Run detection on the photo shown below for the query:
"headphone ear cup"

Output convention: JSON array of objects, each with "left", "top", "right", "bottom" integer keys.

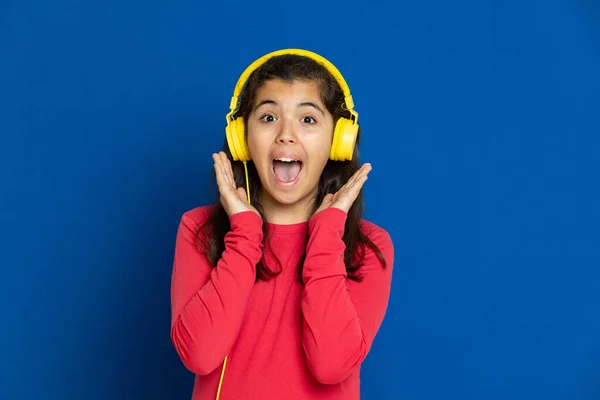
[
  {"left": 330, "top": 117, "right": 358, "bottom": 161},
  {"left": 225, "top": 117, "right": 251, "bottom": 162}
]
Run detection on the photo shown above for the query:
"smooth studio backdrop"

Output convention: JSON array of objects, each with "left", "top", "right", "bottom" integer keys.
[{"left": 1, "top": 1, "right": 599, "bottom": 399}]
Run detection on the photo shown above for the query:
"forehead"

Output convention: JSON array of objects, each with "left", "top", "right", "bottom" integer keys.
[{"left": 254, "top": 79, "right": 323, "bottom": 102}]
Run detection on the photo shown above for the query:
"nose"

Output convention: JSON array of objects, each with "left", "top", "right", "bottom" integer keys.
[{"left": 275, "top": 118, "right": 298, "bottom": 144}]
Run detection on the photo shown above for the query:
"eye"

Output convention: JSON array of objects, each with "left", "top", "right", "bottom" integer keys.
[
  {"left": 302, "top": 116, "right": 317, "bottom": 124},
  {"left": 260, "top": 114, "right": 277, "bottom": 123}
]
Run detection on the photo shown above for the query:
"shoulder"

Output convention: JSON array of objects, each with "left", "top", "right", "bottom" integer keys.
[
  {"left": 358, "top": 217, "right": 395, "bottom": 271},
  {"left": 360, "top": 218, "right": 393, "bottom": 250},
  {"left": 174, "top": 204, "right": 219, "bottom": 250},
  {"left": 180, "top": 204, "right": 217, "bottom": 226},
  {"left": 176, "top": 204, "right": 220, "bottom": 240}
]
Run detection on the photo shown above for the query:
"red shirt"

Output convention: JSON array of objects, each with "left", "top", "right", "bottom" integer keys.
[{"left": 170, "top": 205, "right": 394, "bottom": 399}]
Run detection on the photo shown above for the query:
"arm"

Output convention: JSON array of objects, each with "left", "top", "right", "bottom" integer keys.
[
  {"left": 170, "top": 207, "right": 263, "bottom": 375},
  {"left": 301, "top": 207, "right": 394, "bottom": 384}
]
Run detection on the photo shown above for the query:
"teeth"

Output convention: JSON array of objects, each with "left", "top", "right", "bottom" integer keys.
[{"left": 275, "top": 157, "right": 298, "bottom": 162}]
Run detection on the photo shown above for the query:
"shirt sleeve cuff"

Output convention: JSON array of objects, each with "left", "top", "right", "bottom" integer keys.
[
  {"left": 308, "top": 207, "right": 348, "bottom": 235},
  {"left": 229, "top": 211, "right": 263, "bottom": 235}
]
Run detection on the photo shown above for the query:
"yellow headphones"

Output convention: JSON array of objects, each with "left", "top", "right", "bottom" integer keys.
[
  {"left": 216, "top": 49, "right": 358, "bottom": 400},
  {"left": 225, "top": 48, "right": 359, "bottom": 164}
]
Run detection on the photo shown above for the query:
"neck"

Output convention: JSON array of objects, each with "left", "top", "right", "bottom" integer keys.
[{"left": 259, "top": 190, "right": 317, "bottom": 225}]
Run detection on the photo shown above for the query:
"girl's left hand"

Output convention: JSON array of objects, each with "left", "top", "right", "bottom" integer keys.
[{"left": 314, "top": 163, "right": 372, "bottom": 215}]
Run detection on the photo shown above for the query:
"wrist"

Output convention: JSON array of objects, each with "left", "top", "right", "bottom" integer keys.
[
  {"left": 230, "top": 210, "right": 263, "bottom": 230},
  {"left": 309, "top": 207, "right": 347, "bottom": 232}
]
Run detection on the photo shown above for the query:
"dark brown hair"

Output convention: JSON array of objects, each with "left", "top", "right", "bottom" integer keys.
[{"left": 197, "top": 53, "right": 386, "bottom": 282}]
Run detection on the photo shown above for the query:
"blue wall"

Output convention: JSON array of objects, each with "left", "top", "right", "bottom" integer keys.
[{"left": 2, "top": 1, "right": 599, "bottom": 399}]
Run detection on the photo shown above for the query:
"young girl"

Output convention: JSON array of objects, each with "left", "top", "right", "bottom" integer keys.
[{"left": 170, "top": 49, "right": 394, "bottom": 400}]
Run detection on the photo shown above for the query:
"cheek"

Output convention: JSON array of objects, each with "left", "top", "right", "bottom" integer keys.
[
  {"left": 306, "top": 137, "right": 332, "bottom": 174},
  {"left": 315, "top": 132, "right": 334, "bottom": 159},
  {"left": 246, "top": 125, "right": 266, "bottom": 161}
]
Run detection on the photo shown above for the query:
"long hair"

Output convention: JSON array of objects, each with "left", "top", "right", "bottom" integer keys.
[{"left": 197, "top": 53, "right": 386, "bottom": 282}]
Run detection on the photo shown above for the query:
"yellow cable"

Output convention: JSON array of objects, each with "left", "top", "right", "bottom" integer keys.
[
  {"left": 216, "top": 355, "right": 228, "bottom": 399},
  {"left": 216, "top": 161, "right": 250, "bottom": 400},
  {"left": 243, "top": 161, "right": 250, "bottom": 203}
]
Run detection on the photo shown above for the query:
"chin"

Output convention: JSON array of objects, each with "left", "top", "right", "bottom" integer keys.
[
  {"left": 261, "top": 178, "right": 318, "bottom": 208},
  {"left": 267, "top": 187, "right": 306, "bottom": 205}
]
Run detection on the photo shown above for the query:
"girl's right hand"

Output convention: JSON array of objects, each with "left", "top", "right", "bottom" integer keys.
[{"left": 213, "top": 151, "right": 261, "bottom": 218}]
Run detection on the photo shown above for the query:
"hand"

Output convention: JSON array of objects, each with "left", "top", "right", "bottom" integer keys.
[
  {"left": 212, "top": 151, "right": 260, "bottom": 218},
  {"left": 314, "top": 163, "right": 372, "bottom": 215}
]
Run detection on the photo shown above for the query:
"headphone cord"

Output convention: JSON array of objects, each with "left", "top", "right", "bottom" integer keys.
[{"left": 216, "top": 161, "right": 250, "bottom": 400}]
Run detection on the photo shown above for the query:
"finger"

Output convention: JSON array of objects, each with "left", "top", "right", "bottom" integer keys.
[
  {"left": 315, "top": 193, "right": 334, "bottom": 213},
  {"left": 361, "top": 163, "right": 372, "bottom": 176},
  {"left": 218, "top": 152, "right": 235, "bottom": 188},
  {"left": 342, "top": 163, "right": 371, "bottom": 190},
  {"left": 213, "top": 154, "right": 234, "bottom": 194},
  {"left": 351, "top": 164, "right": 372, "bottom": 187},
  {"left": 353, "top": 163, "right": 372, "bottom": 182},
  {"left": 322, "top": 193, "right": 334, "bottom": 204},
  {"left": 339, "top": 174, "right": 368, "bottom": 207},
  {"left": 320, "top": 192, "right": 334, "bottom": 204},
  {"left": 338, "top": 173, "right": 357, "bottom": 193},
  {"left": 347, "top": 174, "right": 369, "bottom": 197},
  {"left": 339, "top": 172, "right": 361, "bottom": 195},
  {"left": 212, "top": 153, "right": 224, "bottom": 183},
  {"left": 224, "top": 153, "right": 235, "bottom": 186},
  {"left": 237, "top": 187, "right": 248, "bottom": 203},
  {"left": 213, "top": 160, "right": 228, "bottom": 193}
]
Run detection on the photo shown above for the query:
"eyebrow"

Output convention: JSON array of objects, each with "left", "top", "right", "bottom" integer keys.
[
  {"left": 253, "top": 99, "right": 325, "bottom": 115},
  {"left": 299, "top": 101, "right": 325, "bottom": 115}
]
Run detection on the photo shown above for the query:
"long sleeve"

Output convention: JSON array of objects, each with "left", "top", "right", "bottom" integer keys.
[
  {"left": 170, "top": 207, "right": 263, "bottom": 375},
  {"left": 301, "top": 207, "right": 394, "bottom": 384}
]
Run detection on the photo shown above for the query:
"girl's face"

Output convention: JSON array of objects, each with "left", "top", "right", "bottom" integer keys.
[{"left": 246, "top": 78, "right": 334, "bottom": 216}]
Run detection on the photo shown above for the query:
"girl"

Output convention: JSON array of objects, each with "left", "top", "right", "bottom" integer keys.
[{"left": 170, "top": 49, "right": 394, "bottom": 400}]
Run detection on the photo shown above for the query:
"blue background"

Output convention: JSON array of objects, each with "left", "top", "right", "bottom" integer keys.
[{"left": 1, "top": 1, "right": 599, "bottom": 399}]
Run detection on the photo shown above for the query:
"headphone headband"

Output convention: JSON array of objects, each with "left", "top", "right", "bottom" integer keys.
[{"left": 226, "top": 48, "right": 357, "bottom": 124}]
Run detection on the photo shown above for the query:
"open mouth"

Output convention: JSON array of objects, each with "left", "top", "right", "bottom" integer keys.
[{"left": 272, "top": 157, "right": 303, "bottom": 184}]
